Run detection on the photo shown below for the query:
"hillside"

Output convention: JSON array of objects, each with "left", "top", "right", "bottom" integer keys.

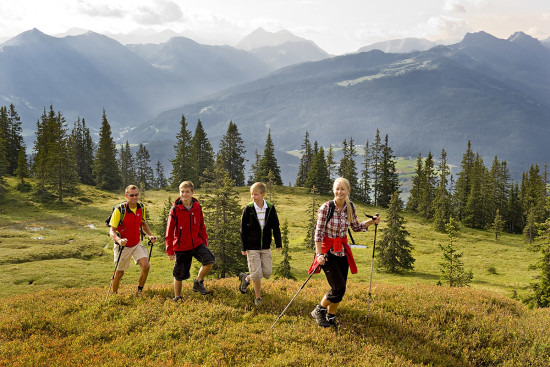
[
  {"left": 0, "top": 178, "right": 549, "bottom": 365},
  {"left": 1, "top": 280, "right": 549, "bottom": 366}
]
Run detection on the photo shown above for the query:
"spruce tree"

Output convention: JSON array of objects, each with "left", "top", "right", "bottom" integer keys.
[
  {"left": 218, "top": 121, "right": 246, "bottom": 186},
  {"left": 0, "top": 124, "right": 7, "bottom": 181},
  {"left": 15, "top": 146, "right": 30, "bottom": 191},
  {"left": 0, "top": 104, "right": 24, "bottom": 176},
  {"left": 155, "top": 161, "right": 167, "bottom": 189},
  {"left": 492, "top": 209, "right": 504, "bottom": 240},
  {"left": 438, "top": 217, "right": 473, "bottom": 287},
  {"left": 524, "top": 206, "right": 537, "bottom": 244},
  {"left": 119, "top": 141, "right": 136, "bottom": 189},
  {"left": 202, "top": 165, "right": 247, "bottom": 278},
  {"left": 33, "top": 107, "right": 50, "bottom": 197},
  {"left": 525, "top": 200, "right": 550, "bottom": 308},
  {"left": 255, "top": 129, "right": 282, "bottom": 185},
  {"left": 42, "top": 108, "right": 79, "bottom": 201},
  {"left": 170, "top": 114, "right": 193, "bottom": 188},
  {"left": 376, "top": 191, "right": 415, "bottom": 272},
  {"left": 433, "top": 149, "right": 452, "bottom": 232},
  {"left": 507, "top": 183, "right": 523, "bottom": 234},
  {"left": 407, "top": 153, "right": 424, "bottom": 212},
  {"left": 69, "top": 117, "right": 95, "bottom": 185},
  {"left": 304, "top": 186, "right": 319, "bottom": 249},
  {"left": 304, "top": 145, "right": 331, "bottom": 194},
  {"left": 92, "top": 110, "right": 121, "bottom": 190},
  {"left": 463, "top": 155, "right": 489, "bottom": 229},
  {"left": 371, "top": 129, "right": 383, "bottom": 206},
  {"left": 377, "top": 134, "right": 399, "bottom": 208},
  {"left": 417, "top": 151, "right": 436, "bottom": 219},
  {"left": 248, "top": 149, "right": 261, "bottom": 185},
  {"left": 295, "top": 131, "right": 313, "bottom": 187},
  {"left": 135, "top": 143, "right": 154, "bottom": 189},
  {"left": 453, "top": 141, "right": 475, "bottom": 220},
  {"left": 338, "top": 138, "right": 359, "bottom": 200},
  {"left": 190, "top": 119, "right": 215, "bottom": 188},
  {"left": 326, "top": 144, "right": 337, "bottom": 183},
  {"left": 360, "top": 139, "right": 372, "bottom": 204},
  {"left": 275, "top": 219, "right": 296, "bottom": 280}
]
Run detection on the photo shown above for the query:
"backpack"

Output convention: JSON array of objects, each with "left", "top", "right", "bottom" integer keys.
[
  {"left": 324, "top": 200, "right": 356, "bottom": 245},
  {"left": 105, "top": 202, "right": 146, "bottom": 239}
]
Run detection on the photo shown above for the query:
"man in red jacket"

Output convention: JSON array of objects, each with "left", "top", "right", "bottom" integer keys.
[{"left": 165, "top": 181, "right": 215, "bottom": 300}]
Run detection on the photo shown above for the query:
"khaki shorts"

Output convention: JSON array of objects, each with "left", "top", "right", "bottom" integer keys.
[
  {"left": 247, "top": 249, "right": 272, "bottom": 282},
  {"left": 113, "top": 242, "right": 149, "bottom": 271}
]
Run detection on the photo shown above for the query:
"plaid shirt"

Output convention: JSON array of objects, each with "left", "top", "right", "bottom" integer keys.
[{"left": 314, "top": 201, "right": 367, "bottom": 256}]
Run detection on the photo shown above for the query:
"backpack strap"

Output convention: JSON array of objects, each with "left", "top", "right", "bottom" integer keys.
[{"left": 324, "top": 200, "right": 356, "bottom": 245}]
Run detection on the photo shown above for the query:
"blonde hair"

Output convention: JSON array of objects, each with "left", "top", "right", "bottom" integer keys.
[
  {"left": 125, "top": 185, "right": 138, "bottom": 194},
  {"left": 250, "top": 182, "right": 266, "bottom": 194},
  {"left": 179, "top": 181, "right": 194, "bottom": 192},
  {"left": 333, "top": 177, "right": 353, "bottom": 223}
]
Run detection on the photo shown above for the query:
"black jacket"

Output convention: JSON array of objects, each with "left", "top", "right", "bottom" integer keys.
[{"left": 240, "top": 201, "right": 282, "bottom": 251}]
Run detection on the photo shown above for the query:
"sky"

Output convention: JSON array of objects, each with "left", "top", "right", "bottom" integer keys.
[{"left": 0, "top": 0, "right": 549, "bottom": 54}]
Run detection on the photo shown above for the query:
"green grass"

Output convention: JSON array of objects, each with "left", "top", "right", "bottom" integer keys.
[{"left": 0, "top": 176, "right": 539, "bottom": 300}]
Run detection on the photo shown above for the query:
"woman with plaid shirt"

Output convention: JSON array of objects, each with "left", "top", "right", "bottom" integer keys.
[{"left": 309, "top": 177, "right": 380, "bottom": 328}]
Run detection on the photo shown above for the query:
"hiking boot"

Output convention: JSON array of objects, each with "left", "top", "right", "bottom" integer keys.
[
  {"left": 193, "top": 279, "right": 213, "bottom": 295},
  {"left": 327, "top": 314, "right": 338, "bottom": 330},
  {"left": 311, "top": 305, "right": 330, "bottom": 328},
  {"left": 254, "top": 297, "right": 262, "bottom": 306},
  {"left": 173, "top": 295, "right": 183, "bottom": 302},
  {"left": 238, "top": 272, "right": 250, "bottom": 294}
]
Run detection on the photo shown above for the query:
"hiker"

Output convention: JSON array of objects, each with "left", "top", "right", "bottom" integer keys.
[
  {"left": 165, "top": 181, "right": 215, "bottom": 300},
  {"left": 238, "top": 182, "right": 282, "bottom": 306},
  {"left": 309, "top": 177, "right": 380, "bottom": 328},
  {"left": 108, "top": 185, "right": 157, "bottom": 295}
]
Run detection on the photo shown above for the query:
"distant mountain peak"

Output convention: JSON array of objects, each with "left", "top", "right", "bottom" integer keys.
[
  {"left": 507, "top": 31, "right": 542, "bottom": 48},
  {"left": 236, "top": 28, "right": 306, "bottom": 50},
  {"left": 2, "top": 28, "right": 52, "bottom": 47},
  {"left": 358, "top": 37, "right": 437, "bottom": 53}
]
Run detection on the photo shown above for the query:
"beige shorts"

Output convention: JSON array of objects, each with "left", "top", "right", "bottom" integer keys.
[
  {"left": 113, "top": 242, "right": 149, "bottom": 271},
  {"left": 247, "top": 249, "right": 272, "bottom": 282}
]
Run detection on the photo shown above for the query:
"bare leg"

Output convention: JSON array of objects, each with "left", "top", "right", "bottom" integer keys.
[
  {"left": 252, "top": 280, "right": 261, "bottom": 299},
  {"left": 137, "top": 257, "right": 151, "bottom": 288},
  {"left": 112, "top": 270, "right": 124, "bottom": 293},
  {"left": 197, "top": 263, "right": 213, "bottom": 281},
  {"left": 174, "top": 279, "right": 182, "bottom": 297},
  {"left": 321, "top": 294, "right": 339, "bottom": 314}
]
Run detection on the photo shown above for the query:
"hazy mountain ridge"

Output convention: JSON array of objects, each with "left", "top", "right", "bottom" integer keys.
[
  {"left": 125, "top": 31, "right": 550, "bottom": 183},
  {"left": 357, "top": 37, "right": 438, "bottom": 53}
]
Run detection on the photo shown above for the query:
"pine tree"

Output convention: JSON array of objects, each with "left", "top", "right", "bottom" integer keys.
[
  {"left": 69, "top": 117, "right": 95, "bottom": 185},
  {"left": 255, "top": 129, "right": 282, "bottom": 185},
  {"left": 521, "top": 164, "right": 547, "bottom": 225},
  {"left": 453, "top": 141, "right": 475, "bottom": 220},
  {"left": 463, "top": 155, "right": 490, "bottom": 229},
  {"left": 304, "top": 186, "right": 319, "bottom": 249},
  {"left": 295, "top": 131, "right": 313, "bottom": 187},
  {"left": 433, "top": 149, "right": 452, "bottom": 232},
  {"left": 326, "top": 144, "right": 337, "bottom": 183},
  {"left": 304, "top": 145, "right": 331, "bottom": 194},
  {"left": 376, "top": 191, "right": 415, "bottom": 272},
  {"left": 41, "top": 107, "right": 79, "bottom": 201},
  {"left": 190, "top": 119, "right": 215, "bottom": 188},
  {"left": 377, "top": 134, "right": 399, "bottom": 208},
  {"left": 154, "top": 161, "right": 167, "bottom": 189},
  {"left": 15, "top": 146, "right": 30, "bottom": 191},
  {"left": 202, "top": 166, "right": 247, "bottom": 278},
  {"left": 506, "top": 183, "right": 523, "bottom": 234},
  {"left": 0, "top": 124, "right": 7, "bottom": 183},
  {"left": 407, "top": 153, "right": 424, "bottom": 212},
  {"left": 92, "top": 110, "right": 121, "bottom": 190},
  {"left": 417, "top": 151, "right": 436, "bottom": 219},
  {"left": 119, "top": 141, "right": 136, "bottom": 189},
  {"left": 525, "top": 199, "right": 550, "bottom": 308},
  {"left": 275, "top": 219, "right": 296, "bottom": 280},
  {"left": 490, "top": 157, "right": 511, "bottom": 224},
  {"left": 0, "top": 104, "right": 24, "bottom": 176},
  {"left": 360, "top": 139, "right": 372, "bottom": 204},
  {"left": 135, "top": 143, "right": 154, "bottom": 189},
  {"left": 492, "top": 209, "right": 505, "bottom": 240},
  {"left": 338, "top": 138, "right": 359, "bottom": 200},
  {"left": 33, "top": 107, "right": 50, "bottom": 198},
  {"left": 524, "top": 206, "right": 537, "bottom": 244},
  {"left": 438, "top": 217, "right": 473, "bottom": 287},
  {"left": 218, "top": 121, "right": 246, "bottom": 186},
  {"left": 371, "top": 129, "right": 383, "bottom": 206},
  {"left": 248, "top": 149, "right": 261, "bottom": 186},
  {"left": 170, "top": 114, "right": 193, "bottom": 188}
]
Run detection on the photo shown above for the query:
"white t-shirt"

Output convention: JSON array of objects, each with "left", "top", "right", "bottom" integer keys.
[{"left": 253, "top": 200, "right": 267, "bottom": 229}]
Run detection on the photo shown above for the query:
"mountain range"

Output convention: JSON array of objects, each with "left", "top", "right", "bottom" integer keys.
[
  {"left": 1, "top": 28, "right": 549, "bottom": 184},
  {"left": 125, "top": 31, "right": 550, "bottom": 183}
]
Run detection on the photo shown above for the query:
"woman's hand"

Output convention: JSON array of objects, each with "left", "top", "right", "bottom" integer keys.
[{"left": 317, "top": 253, "right": 326, "bottom": 265}]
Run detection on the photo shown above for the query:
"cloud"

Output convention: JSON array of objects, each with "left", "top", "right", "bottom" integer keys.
[
  {"left": 133, "top": 0, "right": 184, "bottom": 25},
  {"left": 444, "top": 0, "right": 467, "bottom": 13},
  {"left": 78, "top": 1, "right": 124, "bottom": 18}
]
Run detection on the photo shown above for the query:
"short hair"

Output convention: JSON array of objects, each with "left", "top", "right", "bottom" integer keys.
[
  {"left": 250, "top": 182, "right": 266, "bottom": 194},
  {"left": 125, "top": 185, "right": 138, "bottom": 194},
  {"left": 179, "top": 181, "right": 194, "bottom": 192}
]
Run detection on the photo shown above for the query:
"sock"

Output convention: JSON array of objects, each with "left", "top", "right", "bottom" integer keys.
[{"left": 327, "top": 313, "right": 335, "bottom": 320}]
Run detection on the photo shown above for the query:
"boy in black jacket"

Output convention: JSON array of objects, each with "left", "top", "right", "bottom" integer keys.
[{"left": 239, "top": 182, "right": 282, "bottom": 305}]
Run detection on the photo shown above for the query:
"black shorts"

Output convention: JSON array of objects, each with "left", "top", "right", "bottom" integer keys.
[
  {"left": 173, "top": 244, "right": 215, "bottom": 281},
  {"left": 321, "top": 252, "right": 349, "bottom": 304}
]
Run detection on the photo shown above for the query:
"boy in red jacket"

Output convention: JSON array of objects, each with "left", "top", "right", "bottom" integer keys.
[{"left": 165, "top": 181, "right": 215, "bottom": 300}]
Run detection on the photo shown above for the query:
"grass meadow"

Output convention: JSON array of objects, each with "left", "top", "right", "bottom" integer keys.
[{"left": 0, "top": 176, "right": 549, "bottom": 366}]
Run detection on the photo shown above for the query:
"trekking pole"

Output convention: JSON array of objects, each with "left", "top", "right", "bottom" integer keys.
[
  {"left": 365, "top": 213, "right": 379, "bottom": 321},
  {"left": 147, "top": 239, "right": 154, "bottom": 261},
  {"left": 271, "top": 257, "right": 325, "bottom": 329},
  {"left": 105, "top": 243, "right": 124, "bottom": 302}
]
